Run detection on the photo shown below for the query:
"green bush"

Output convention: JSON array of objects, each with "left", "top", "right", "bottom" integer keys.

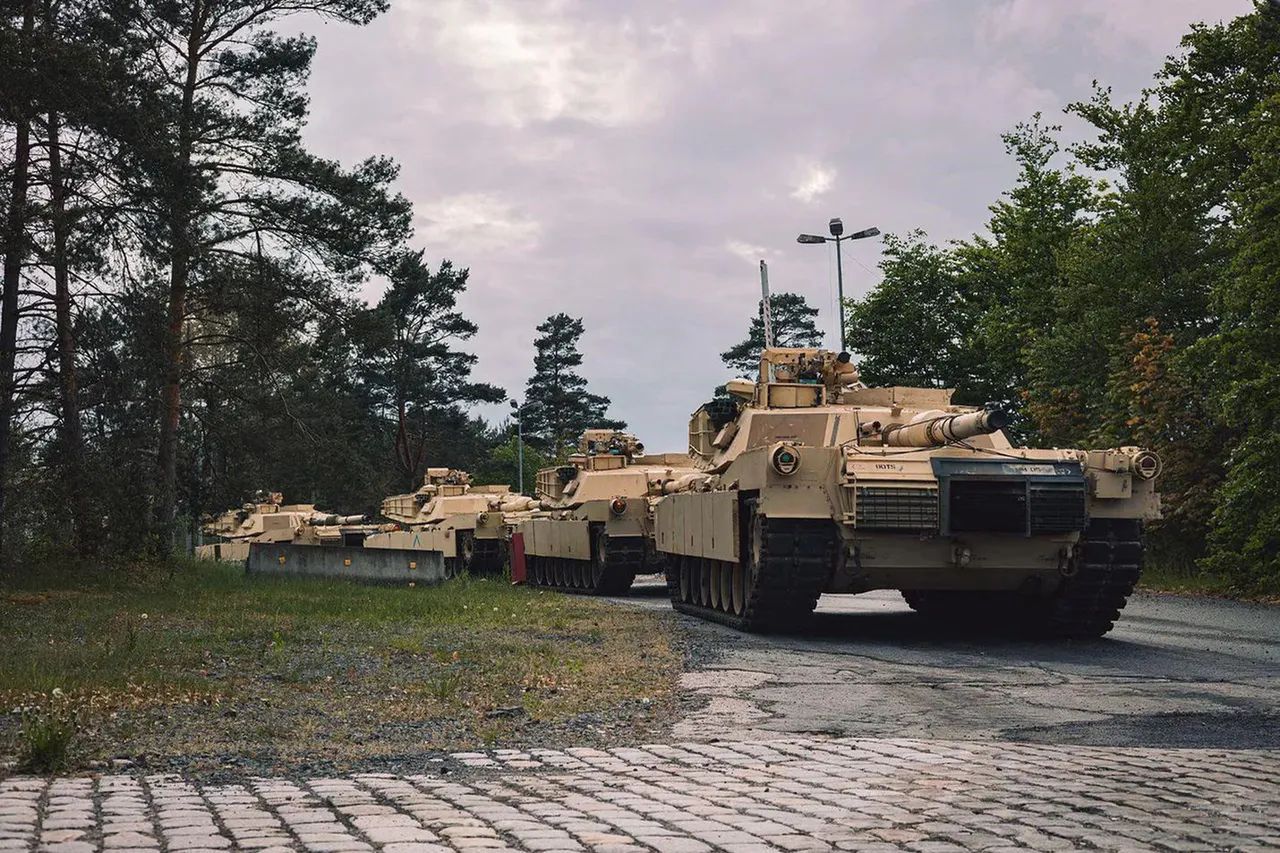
[{"left": 17, "top": 701, "right": 78, "bottom": 774}]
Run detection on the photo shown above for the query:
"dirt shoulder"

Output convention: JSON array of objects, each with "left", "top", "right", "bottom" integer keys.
[{"left": 0, "top": 563, "right": 684, "bottom": 782}]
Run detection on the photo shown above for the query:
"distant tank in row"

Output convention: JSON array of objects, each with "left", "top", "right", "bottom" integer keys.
[
  {"left": 195, "top": 491, "right": 379, "bottom": 561},
  {"left": 365, "top": 468, "right": 537, "bottom": 576},
  {"left": 518, "top": 430, "right": 699, "bottom": 595},
  {"left": 654, "top": 347, "right": 1162, "bottom": 638}
]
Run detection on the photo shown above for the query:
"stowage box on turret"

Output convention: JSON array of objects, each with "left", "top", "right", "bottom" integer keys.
[
  {"left": 518, "top": 430, "right": 701, "bottom": 595},
  {"left": 654, "top": 348, "right": 1161, "bottom": 636}
]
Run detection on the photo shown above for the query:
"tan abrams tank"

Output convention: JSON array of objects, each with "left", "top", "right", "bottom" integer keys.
[
  {"left": 519, "top": 430, "right": 701, "bottom": 595},
  {"left": 655, "top": 347, "right": 1162, "bottom": 637},
  {"left": 364, "top": 468, "right": 537, "bottom": 576},
  {"left": 195, "top": 491, "right": 379, "bottom": 561}
]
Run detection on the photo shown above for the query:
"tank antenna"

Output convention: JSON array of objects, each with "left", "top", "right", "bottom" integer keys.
[{"left": 759, "top": 259, "right": 775, "bottom": 349}]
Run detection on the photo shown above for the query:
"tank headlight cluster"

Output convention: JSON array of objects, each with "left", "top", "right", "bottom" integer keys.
[
  {"left": 770, "top": 443, "right": 801, "bottom": 476},
  {"left": 610, "top": 496, "right": 628, "bottom": 515},
  {"left": 476, "top": 512, "right": 489, "bottom": 524},
  {"left": 1133, "top": 450, "right": 1162, "bottom": 480}
]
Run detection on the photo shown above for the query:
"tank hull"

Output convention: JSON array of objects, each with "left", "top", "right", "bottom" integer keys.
[{"left": 656, "top": 351, "right": 1160, "bottom": 637}]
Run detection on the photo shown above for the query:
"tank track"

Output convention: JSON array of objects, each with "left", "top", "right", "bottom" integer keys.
[
  {"left": 666, "top": 508, "right": 835, "bottom": 633},
  {"left": 901, "top": 518, "right": 1144, "bottom": 639},
  {"left": 1043, "top": 517, "right": 1143, "bottom": 638},
  {"left": 525, "top": 533, "right": 643, "bottom": 595}
]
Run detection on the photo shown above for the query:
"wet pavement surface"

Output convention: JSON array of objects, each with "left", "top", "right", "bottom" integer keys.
[{"left": 618, "top": 584, "right": 1280, "bottom": 750}]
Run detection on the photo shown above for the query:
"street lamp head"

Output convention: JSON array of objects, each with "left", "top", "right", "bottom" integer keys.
[
  {"left": 849, "top": 226, "right": 881, "bottom": 240},
  {"left": 797, "top": 234, "right": 827, "bottom": 244},
  {"left": 828, "top": 217, "right": 844, "bottom": 238}
]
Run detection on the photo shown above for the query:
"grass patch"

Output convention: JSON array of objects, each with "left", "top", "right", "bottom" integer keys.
[
  {"left": 1139, "top": 563, "right": 1280, "bottom": 602},
  {"left": 0, "top": 559, "right": 681, "bottom": 775}
]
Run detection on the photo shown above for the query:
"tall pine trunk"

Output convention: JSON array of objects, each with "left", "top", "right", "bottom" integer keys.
[
  {"left": 47, "top": 110, "right": 89, "bottom": 554},
  {"left": 0, "top": 0, "right": 35, "bottom": 570},
  {"left": 153, "top": 2, "right": 202, "bottom": 550}
]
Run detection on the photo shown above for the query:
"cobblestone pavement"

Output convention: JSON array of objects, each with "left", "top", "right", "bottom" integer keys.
[{"left": 3, "top": 737, "right": 1278, "bottom": 853}]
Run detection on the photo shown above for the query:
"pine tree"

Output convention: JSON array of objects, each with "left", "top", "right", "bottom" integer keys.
[
  {"left": 720, "top": 293, "right": 824, "bottom": 376},
  {"left": 119, "top": 0, "right": 412, "bottom": 547},
  {"left": 523, "top": 314, "right": 623, "bottom": 458},
  {"left": 356, "top": 250, "right": 504, "bottom": 488}
]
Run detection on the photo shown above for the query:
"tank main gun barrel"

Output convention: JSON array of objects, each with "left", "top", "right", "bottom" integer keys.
[
  {"left": 882, "top": 409, "right": 1010, "bottom": 447},
  {"left": 306, "top": 512, "right": 367, "bottom": 526}
]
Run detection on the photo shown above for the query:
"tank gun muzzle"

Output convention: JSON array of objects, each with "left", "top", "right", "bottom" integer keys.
[{"left": 882, "top": 409, "right": 1011, "bottom": 447}]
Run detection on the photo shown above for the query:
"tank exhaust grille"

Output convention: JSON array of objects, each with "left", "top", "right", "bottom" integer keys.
[
  {"left": 855, "top": 486, "right": 939, "bottom": 531},
  {"left": 1029, "top": 485, "right": 1087, "bottom": 533},
  {"left": 946, "top": 479, "right": 1087, "bottom": 535}
]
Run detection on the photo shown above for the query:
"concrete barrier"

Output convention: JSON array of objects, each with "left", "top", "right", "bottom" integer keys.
[{"left": 246, "top": 542, "right": 446, "bottom": 585}]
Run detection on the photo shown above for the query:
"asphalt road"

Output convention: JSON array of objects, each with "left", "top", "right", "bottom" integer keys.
[{"left": 621, "top": 580, "right": 1280, "bottom": 749}]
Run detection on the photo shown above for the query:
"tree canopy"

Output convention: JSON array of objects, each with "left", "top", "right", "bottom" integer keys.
[
  {"left": 844, "top": 1, "right": 1280, "bottom": 588},
  {"left": 522, "top": 313, "right": 623, "bottom": 459}
]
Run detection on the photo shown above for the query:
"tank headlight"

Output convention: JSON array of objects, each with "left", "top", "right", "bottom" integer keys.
[
  {"left": 770, "top": 443, "right": 801, "bottom": 476},
  {"left": 477, "top": 512, "right": 489, "bottom": 524},
  {"left": 1133, "top": 450, "right": 1162, "bottom": 480},
  {"left": 610, "top": 497, "right": 628, "bottom": 515}
]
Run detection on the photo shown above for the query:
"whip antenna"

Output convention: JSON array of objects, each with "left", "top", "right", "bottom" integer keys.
[{"left": 759, "top": 260, "right": 775, "bottom": 348}]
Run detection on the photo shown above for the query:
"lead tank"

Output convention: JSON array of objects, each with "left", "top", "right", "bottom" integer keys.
[
  {"left": 654, "top": 347, "right": 1161, "bottom": 637},
  {"left": 364, "top": 468, "right": 538, "bottom": 576},
  {"left": 195, "top": 491, "right": 378, "bottom": 561},
  {"left": 518, "top": 430, "right": 700, "bottom": 594}
]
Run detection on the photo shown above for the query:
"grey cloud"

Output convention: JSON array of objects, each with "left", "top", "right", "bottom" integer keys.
[{"left": 301, "top": 0, "right": 1251, "bottom": 453}]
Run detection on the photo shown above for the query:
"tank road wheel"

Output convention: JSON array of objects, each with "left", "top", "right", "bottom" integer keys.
[
  {"left": 698, "top": 558, "right": 712, "bottom": 607},
  {"left": 443, "top": 558, "right": 457, "bottom": 580},
  {"left": 678, "top": 556, "right": 692, "bottom": 603},
  {"left": 576, "top": 559, "right": 589, "bottom": 590},
  {"left": 591, "top": 525, "right": 610, "bottom": 593},
  {"left": 708, "top": 561, "right": 723, "bottom": 610},
  {"left": 730, "top": 561, "right": 746, "bottom": 616},
  {"left": 719, "top": 561, "right": 733, "bottom": 613}
]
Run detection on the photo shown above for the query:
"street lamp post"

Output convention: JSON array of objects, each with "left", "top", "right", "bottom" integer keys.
[
  {"left": 509, "top": 400, "right": 525, "bottom": 495},
  {"left": 510, "top": 399, "right": 541, "bottom": 495},
  {"left": 797, "top": 218, "right": 880, "bottom": 351}
]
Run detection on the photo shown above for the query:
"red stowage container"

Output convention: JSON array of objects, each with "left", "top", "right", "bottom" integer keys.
[{"left": 510, "top": 532, "right": 527, "bottom": 584}]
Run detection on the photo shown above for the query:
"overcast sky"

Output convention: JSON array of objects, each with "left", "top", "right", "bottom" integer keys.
[{"left": 300, "top": 0, "right": 1249, "bottom": 453}]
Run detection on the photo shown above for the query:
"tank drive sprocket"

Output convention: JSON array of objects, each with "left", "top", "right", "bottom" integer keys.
[{"left": 666, "top": 498, "right": 835, "bottom": 632}]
